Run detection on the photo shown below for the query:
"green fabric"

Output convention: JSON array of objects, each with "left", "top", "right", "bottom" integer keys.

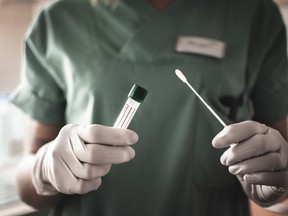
[{"left": 10, "top": 0, "right": 288, "bottom": 215}]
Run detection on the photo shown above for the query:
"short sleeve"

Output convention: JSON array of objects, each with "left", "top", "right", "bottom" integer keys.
[
  {"left": 249, "top": 0, "right": 288, "bottom": 124},
  {"left": 9, "top": 9, "right": 66, "bottom": 125}
]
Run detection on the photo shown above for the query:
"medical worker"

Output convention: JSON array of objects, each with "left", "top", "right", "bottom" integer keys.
[{"left": 10, "top": 0, "right": 288, "bottom": 215}]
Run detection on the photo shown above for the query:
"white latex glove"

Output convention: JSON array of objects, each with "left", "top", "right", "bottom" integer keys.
[
  {"left": 32, "top": 124, "right": 138, "bottom": 195},
  {"left": 212, "top": 120, "right": 288, "bottom": 207}
]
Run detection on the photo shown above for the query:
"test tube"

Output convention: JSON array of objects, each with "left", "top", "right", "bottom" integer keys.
[{"left": 113, "top": 84, "right": 148, "bottom": 129}]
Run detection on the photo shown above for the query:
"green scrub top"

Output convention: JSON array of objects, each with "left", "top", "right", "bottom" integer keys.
[{"left": 10, "top": 0, "right": 288, "bottom": 215}]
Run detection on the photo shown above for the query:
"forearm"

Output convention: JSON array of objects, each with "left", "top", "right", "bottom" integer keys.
[{"left": 16, "top": 155, "right": 64, "bottom": 209}]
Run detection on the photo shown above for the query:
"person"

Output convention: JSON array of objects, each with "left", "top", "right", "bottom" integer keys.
[{"left": 9, "top": 0, "right": 288, "bottom": 215}]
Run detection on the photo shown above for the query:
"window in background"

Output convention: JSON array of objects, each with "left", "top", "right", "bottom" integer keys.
[
  {"left": 0, "top": 1, "right": 49, "bottom": 215},
  {"left": 0, "top": 0, "right": 48, "bottom": 168}
]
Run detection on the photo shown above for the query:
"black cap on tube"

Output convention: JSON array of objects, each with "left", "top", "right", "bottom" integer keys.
[{"left": 128, "top": 84, "right": 148, "bottom": 103}]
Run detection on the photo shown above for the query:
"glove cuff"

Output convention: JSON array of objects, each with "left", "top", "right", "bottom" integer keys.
[
  {"left": 31, "top": 144, "right": 59, "bottom": 196},
  {"left": 251, "top": 184, "right": 288, "bottom": 207}
]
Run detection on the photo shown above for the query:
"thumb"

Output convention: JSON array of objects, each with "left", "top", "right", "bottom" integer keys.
[
  {"left": 77, "top": 124, "right": 139, "bottom": 146},
  {"left": 212, "top": 120, "right": 268, "bottom": 148}
]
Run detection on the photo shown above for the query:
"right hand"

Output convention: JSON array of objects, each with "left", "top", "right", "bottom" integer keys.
[{"left": 32, "top": 124, "right": 138, "bottom": 195}]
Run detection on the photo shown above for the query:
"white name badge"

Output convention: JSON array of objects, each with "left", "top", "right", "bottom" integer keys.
[{"left": 175, "top": 36, "right": 226, "bottom": 59}]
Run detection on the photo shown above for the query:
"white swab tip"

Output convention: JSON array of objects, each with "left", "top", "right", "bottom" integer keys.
[{"left": 175, "top": 69, "right": 187, "bottom": 83}]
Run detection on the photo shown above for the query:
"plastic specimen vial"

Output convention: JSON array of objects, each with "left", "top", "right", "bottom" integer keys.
[{"left": 113, "top": 84, "right": 148, "bottom": 129}]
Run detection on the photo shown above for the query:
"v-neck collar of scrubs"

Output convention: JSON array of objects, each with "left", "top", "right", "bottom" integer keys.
[
  {"left": 147, "top": 0, "right": 174, "bottom": 11},
  {"left": 123, "top": 0, "right": 179, "bottom": 18}
]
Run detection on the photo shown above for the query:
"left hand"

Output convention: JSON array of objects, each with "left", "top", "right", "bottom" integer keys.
[{"left": 212, "top": 120, "right": 288, "bottom": 205}]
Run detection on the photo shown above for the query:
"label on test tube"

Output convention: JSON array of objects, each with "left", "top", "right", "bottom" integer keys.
[{"left": 113, "top": 84, "right": 148, "bottom": 129}]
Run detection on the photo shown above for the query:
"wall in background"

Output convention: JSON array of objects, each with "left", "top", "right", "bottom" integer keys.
[{"left": 0, "top": 0, "right": 48, "bottom": 93}]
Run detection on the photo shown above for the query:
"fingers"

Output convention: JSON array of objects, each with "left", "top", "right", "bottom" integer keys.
[
  {"left": 77, "top": 124, "right": 139, "bottom": 146},
  {"left": 71, "top": 163, "right": 112, "bottom": 180},
  {"left": 220, "top": 133, "right": 281, "bottom": 166},
  {"left": 212, "top": 120, "right": 269, "bottom": 148},
  {"left": 243, "top": 171, "right": 288, "bottom": 188},
  {"left": 65, "top": 178, "right": 102, "bottom": 194},
  {"left": 215, "top": 123, "right": 287, "bottom": 174},
  {"left": 78, "top": 144, "right": 136, "bottom": 164},
  {"left": 69, "top": 125, "right": 138, "bottom": 164},
  {"left": 71, "top": 178, "right": 102, "bottom": 194},
  {"left": 52, "top": 160, "right": 103, "bottom": 194},
  {"left": 227, "top": 152, "right": 286, "bottom": 175}
]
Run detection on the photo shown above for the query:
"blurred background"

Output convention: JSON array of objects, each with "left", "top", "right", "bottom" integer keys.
[
  {"left": 0, "top": 0, "right": 48, "bottom": 167},
  {"left": 0, "top": 1, "right": 49, "bottom": 215},
  {"left": 0, "top": 0, "right": 288, "bottom": 215}
]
